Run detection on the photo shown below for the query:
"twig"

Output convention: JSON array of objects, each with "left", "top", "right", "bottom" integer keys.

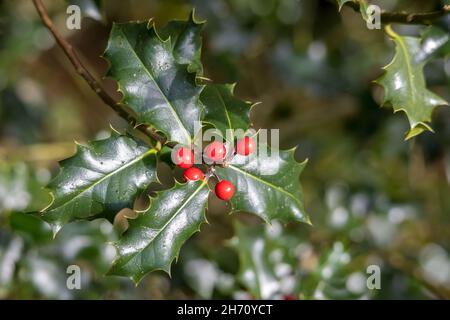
[
  {"left": 343, "top": 1, "right": 450, "bottom": 25},
  {"left": 32, "top": 0, "right": 170, "bottom": 147}
]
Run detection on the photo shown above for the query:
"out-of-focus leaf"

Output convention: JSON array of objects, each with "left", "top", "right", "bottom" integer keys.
[
  {"left": 159, "top": 10, "right": 204, "bottom": 75},
  {"left": 230, "top": 221, "right": 300, "bottom": 299},
  {"left": 375, "top": 26, "right": 448, "bottom": 139},
  {"left": 40, "top": 130, "right": 157, "bottom": 235},
  {"left": 0, "top": 162, "right": 50, "bottom": 214},
  {"left": 104, "top": 19, "right": 204, "bottom": 145},
  {"left": 336, "top": 0, "right": 369, "bottom": 21},
  {"left": 0, "top": 233, "right": 23, "bottom": 296},
  {"left": 231, "top": 222, "right": 279, "bottom": 299},
  {"left": 109, "top": 180, "right": 209, "bottom": 283},
  {"left": 201, "top": 83, "right": 253, "bottom": 139},
  {"left": 305, "top": 242, "right": 368, "bottom": 299},
  {"left": 417, "top": 26, "right": 450, "bottom": 62},
  {"left": 215, "top": 144, "right": 309, "bottom": 224},
  {"left": 9, "top": 212, "right": 52, "bottom": 243},
  {"left": 68, "top": 0, "right": 103, "bottom": 22}
]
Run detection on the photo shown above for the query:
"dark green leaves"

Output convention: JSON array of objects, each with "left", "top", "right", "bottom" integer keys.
[
  {"left": 109, "top": 180, "right": 209, "bottom": 282},
  {"left": 104, "top": 20, "right": 203, "bottom": 145},
  {"left": 201, "top": 84, "right": 253, "bottom": 139},
  {"left": 376, "top": 26, "right": 448, "bottom": 139},
  {"left": 216, "top": 145, "right": 309, "bottom": 224},
  {"left": 41, "top": 131, "right": 157, "bottom": 235}
]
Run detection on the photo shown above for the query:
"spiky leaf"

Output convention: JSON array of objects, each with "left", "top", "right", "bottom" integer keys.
[
  {"left": 109, "top": 180, "right": 209, "bottom": 282},
  {"left": 68, "top": 0, "right": 103, "bottom": 22},
  {"left": 375, "top": 26, "right": 448, "bottom": 139},
  {"left": 215, "top": 144, "right": 309, "bottom": 224},
  {"left": 104, "top": 20, "right": 203, "bottom": 145},
  {"left": 159, "top": 11, "right": 204, "bottom": 75},
  {"left": 41, "top": 131, "right": 157, "bottom": 235},
  {"left": 201, "top": 84, "right": 253, "bottom": 139}
]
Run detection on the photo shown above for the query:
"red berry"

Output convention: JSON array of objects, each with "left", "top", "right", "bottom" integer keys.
[
  {"left": 174, "top": 146, "right": 194, "bottom": 169},
  {"left": 204, "top": 141, "right": 227, "bottom": 162},
  {"left": 183, "top": 167, "right": 204, "bottom": 181},
  {"left": 236, "top": 136, "right": 256, "bottom": 156},
  {"left": 215, "top": 180, "right": 235, "bottom": 201}
]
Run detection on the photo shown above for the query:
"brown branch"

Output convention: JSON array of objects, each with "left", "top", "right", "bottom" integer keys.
[
  {"left": 343, "top": 1, "right": 450, "bottom": 25},
  {"left": 32, "top": 0, "right": 171, "bottom": 148}
]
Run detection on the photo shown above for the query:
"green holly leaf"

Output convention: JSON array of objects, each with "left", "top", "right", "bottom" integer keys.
[
  {"left": 215, "top": 144, "right": 309, "bottom": 224},
  {"left": 108, "top": 180, "right": 209, "bottom": 283},
  {"left": 201, "top": 84, "right": 254, "bottom": 139},
  {"left": 159, "top": 10, "right": 204, "bottom": 75},
  {"left": 40, "top": 130, "right": 157, "bottom": 235},
  {"left": 104, "top": 20, "right": 204, "bottom": 145},
  {"left": 375, "top": 26, "right": 448, "bottom": 140}
]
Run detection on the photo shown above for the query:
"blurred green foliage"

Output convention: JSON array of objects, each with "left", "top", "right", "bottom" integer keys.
[{"left": 0, "top": 0, "right": 449, "bottom": 299}]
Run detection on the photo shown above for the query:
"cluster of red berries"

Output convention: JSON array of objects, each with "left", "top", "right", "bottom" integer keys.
[{"left": 173, "top": 136, "right": 256, "bottom": 201}]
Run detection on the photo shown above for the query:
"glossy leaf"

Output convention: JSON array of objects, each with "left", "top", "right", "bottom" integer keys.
[
  {"left": 40, "top": 131, "right": 157, "bottom": 235},
  {"left": 109, "top": 180, "right": 209, "bottom": 283},
  {"left": 215, "top": 144, "right": 309, "bottom": 224},
  {"left": 104, "top": 19, "right": 204, "bottom": 145},
  {"left": 375, "top": 26, "right": 448, "bottom": 139},
  {"left": 159, "top": 10, "right": 204, "bottom": 75},
  {"left": 201, "top": 83, "right": 253, "bottom": 139}
]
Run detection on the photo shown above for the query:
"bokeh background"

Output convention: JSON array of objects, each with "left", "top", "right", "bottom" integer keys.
[{"left": 1, "top": 0, "right": 450, "bottom": 299}]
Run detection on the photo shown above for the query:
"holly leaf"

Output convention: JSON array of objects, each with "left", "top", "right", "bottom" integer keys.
[
  {"left": 215, "top": 144, "right": 309, "bottom": 224},
  {"left": 104, "top": 20, "right": 204, "bottom": 145},
  {"left": 375, "top": 26, "right": 448, "bottom": 140},
  {"left": 201, "top": 83, "right": 253, "bottom": 139},
  {"left": 108, "top": 180, "right": 209, "bottom": 283},
  {"left": 40, "top": 130, "right": 157, "bottom": 235},
  {"left": 159, "top": 10, "right": 204, "bottom": 75},
  {"left": 417, "top": 25, "right": 450, "bottom": 62}
]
